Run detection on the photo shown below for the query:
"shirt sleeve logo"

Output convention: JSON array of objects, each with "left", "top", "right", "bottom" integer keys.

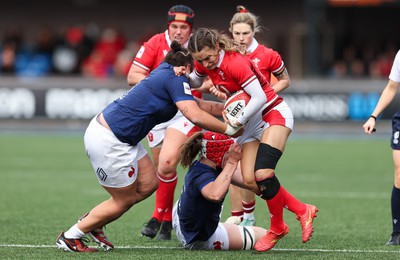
[
  {"left": 183, "top": 82, "right": 192, "bottom": 95},
  {"left": 136, "top": 46, "right": 145, "bottom": 58}
]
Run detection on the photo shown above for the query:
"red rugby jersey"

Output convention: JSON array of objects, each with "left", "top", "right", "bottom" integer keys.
[
  {"left": 194, "top": 51, "right": 277, "bottom": 103},
  {"left": 247, "top": 44, "right": 284, "bottom": 83}
]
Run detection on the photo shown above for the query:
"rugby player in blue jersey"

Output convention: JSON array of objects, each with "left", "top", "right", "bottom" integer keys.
[
  {"left": 56, "top": 41, "right": 241, "bottom": 252},
  {"left": 173, "top": 131, "right": 267, "bottom": 250}
]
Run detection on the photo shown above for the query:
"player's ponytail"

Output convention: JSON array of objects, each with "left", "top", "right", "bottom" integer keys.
[
  {"left": 180, "top": 132, "right": 203, "bottom": 168},
  {"left": 229, "top": 5, "right": 261, "bottom": 34},
  {"left": 164, "top": 40, "right": 194, "bottom": 69}
]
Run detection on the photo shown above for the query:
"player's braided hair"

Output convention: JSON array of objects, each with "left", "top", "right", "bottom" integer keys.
[
  {"left": 164, "top": 40, "right": 194, "bottom": 69},
  {"left": 188, "top": 28, "right": 237, "bottom": 54}
]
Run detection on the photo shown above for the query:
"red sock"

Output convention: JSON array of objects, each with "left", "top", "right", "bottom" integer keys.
[
  {"left": 231, "top": 210, "right": 244, "bottom": 221},
  {"left": 242, "top": 200, "right": 256, "bottom": 219},
  {"left": 280, "top": 186, "right": 306, "bottom": 216},
  {"left": 265, "top": 186, "right": 285, "bottom": 233},
  {"left": 151, "top": 172, "right": 178, "bottom": 222}
]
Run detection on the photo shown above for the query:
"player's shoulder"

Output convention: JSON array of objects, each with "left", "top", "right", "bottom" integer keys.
[
  {"left": 222, "top": 51, "right": 252, "bottom": 71},
  {"left": 224, "top": 51, "right": 251, "bottom": 64},
  {"left": 146, "top": 32, "right": 165, "bottom": 40},
  {"left": 144, "top": 32, "right": 167, "bottom": 45},
  {"left": 255, "top": 45, "right": 281, "bottom": 57},
  {"left": 158, "top": 63, "right": 189, "bottom": 85}
]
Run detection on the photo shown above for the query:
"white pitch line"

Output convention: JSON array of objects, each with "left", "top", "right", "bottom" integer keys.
[{"left": 0, "top": 244, "right": 399, "bottom": 253}]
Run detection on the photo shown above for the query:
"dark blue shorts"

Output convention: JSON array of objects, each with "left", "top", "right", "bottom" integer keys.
[{"left": 391, "top": 113, "right": 400, "bottom": 150}]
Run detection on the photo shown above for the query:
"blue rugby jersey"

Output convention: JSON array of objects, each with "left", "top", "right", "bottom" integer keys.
[
  {"left": 102, "top": 62, "right": 194, "bottom": 145},
  {"left": 177, "top": 161, "right": 224, "bottom": 244}
]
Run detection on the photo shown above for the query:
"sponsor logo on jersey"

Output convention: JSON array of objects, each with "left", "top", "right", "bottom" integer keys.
[
  {"left": 394, "top": 131, "right": 399, "bottom": 144},
  {"left": 183, "top": 82, "right": 192, "bottom": 95},
  {"left": 136, "top": 46, "right": 145, "bottom": 58}
]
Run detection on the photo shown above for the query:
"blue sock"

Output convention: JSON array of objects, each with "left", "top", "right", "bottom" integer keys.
[{"left": 391, "top": 186, "right": 400, "bottom": 234}]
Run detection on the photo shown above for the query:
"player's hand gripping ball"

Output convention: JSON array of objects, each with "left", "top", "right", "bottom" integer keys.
[{"left": 223, "top": 90, "right": 250, "bottom": 127}]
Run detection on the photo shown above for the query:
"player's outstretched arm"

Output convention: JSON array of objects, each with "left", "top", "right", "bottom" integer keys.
[
  {"left": 176, "top": 99, "right": 242, "bottom": 137},
  {"left": 194, "top": 97, "right": 224, "bottom": 117}
]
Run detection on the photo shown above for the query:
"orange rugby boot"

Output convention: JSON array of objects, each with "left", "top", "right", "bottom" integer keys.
[
  {"left": 254, "top": 224, "right": 289, "bottom": 252},
  {"left": 296, "top": 204, "right": 318, "bottom": 243}
]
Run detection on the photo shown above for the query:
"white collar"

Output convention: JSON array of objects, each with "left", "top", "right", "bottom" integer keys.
[
  {"left": 216, "top": 49, "right": 225, "bottom": 68},
  {"left": 246, "top": 38, "right": 259, "bottom": 53}
]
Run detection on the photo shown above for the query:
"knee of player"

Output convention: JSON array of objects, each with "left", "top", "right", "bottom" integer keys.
[
  {"left": 242, "top": 178, "right": 255, "bottom": 188},
  {"left": 158, "top": 160, "right": 179, "bottom": 175},
  {"left": 115, "top": 195, "right": 137, "bottom": 212},
  {"left": 254, "top": 143, "right": 282, "bottom": 175}
]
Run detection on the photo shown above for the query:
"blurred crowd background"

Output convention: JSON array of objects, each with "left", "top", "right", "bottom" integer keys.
[
  {"left": 0, "top": 23, "right": 134, "bottom": 78},
  {"left": 0, "top": 0, "right": 399, "bottom": 80}
]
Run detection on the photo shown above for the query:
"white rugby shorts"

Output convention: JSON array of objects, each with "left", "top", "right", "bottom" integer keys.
[
  {"left": 172, "top": 201, "right": 230, "bottom": 250},
  {"left": 147, "top": 111, "right": 201, "bottom": 148},
  {"left": 84, "top": 115, "right": 147, "bottom": 188},
  {"left": 235, "top": 100, "right": 294, "bottom": 145}
]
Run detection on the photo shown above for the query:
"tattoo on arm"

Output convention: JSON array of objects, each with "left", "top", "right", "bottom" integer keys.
[{"left": 180, "top": 106, "right": 189, "bottom": 115}]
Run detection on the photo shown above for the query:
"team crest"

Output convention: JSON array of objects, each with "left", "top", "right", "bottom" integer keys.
[
  {"left": 252, "top": 57, "right": 260, "bottom": 67},
  {"left": 218, "top": 70, "right": 225, "bottom": 80}
]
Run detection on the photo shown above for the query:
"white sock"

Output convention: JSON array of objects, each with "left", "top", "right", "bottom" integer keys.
[
  {"left": 64, "top": 224, "right": 85, "bottom": 239},
  {"left": 243, "top": 212, "right": 255, "bottom": 220}
]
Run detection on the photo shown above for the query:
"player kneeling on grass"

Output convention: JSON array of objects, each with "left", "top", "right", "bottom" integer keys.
[{"left": 172, "top": 131, "right": 267, "bottom": 250}]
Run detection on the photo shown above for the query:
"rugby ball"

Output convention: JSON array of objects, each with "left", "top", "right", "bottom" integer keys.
[{"left": 224, "top": 90, "right": 250, "bottom": 120}]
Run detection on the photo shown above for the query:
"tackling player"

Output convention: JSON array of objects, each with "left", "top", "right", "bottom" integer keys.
[
  {"left": 56, "top": 41, "right": 241, "bottom": 252},
  {"left": 126, "top": 5, "right": 202, "bottom": 240}
]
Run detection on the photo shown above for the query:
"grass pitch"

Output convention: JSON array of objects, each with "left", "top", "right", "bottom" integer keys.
[{"left": 1, "top": 132, "right": 400, "bottom": 259}]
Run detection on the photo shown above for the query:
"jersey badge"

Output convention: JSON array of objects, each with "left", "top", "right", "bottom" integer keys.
[
  {"left": 218, "top": 70, "right": 226, "bottom": 80},
  {"left": 136, "top": 46, "right": 145, "bottom": 58},
  {"left": 252, "top": 57, "right": 260, "bottom": 67},
  {"left": 183, "top": 82, "right": 192, "bottom": 95}
]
